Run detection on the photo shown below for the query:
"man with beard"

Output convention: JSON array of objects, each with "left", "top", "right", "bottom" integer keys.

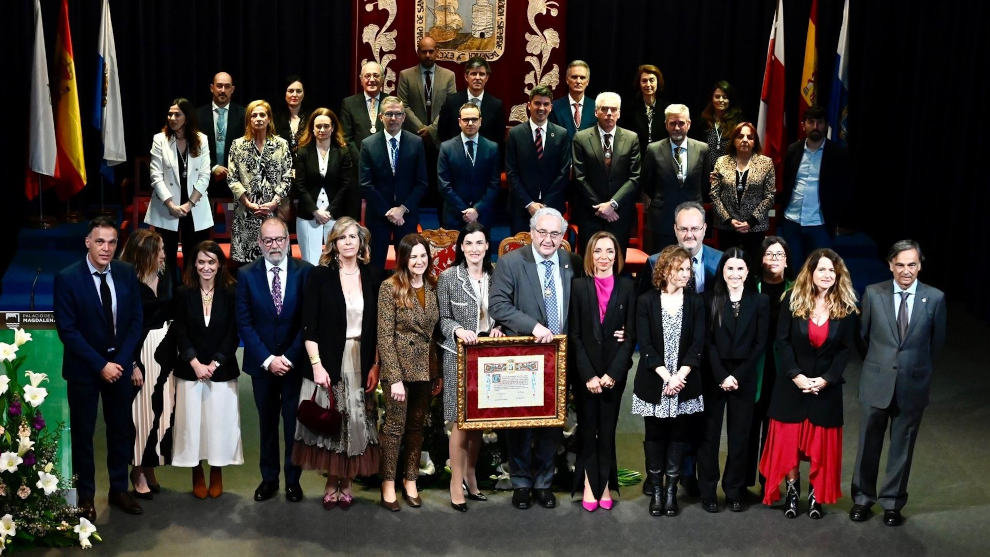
[
  {"left": 778, "top": 105, "right": 854, "bottom": 268},
  {"left": 197, "top": 72, "right": 245, "bottom": 198}
]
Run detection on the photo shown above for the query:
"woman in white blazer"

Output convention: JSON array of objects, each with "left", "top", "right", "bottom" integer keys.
[{"left": 146, "top": 98, "right": 214, "bottom": 283}]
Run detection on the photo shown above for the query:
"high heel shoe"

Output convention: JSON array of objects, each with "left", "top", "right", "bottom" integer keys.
[
  {"left": 208, "top": 466, "right": 223, "bottom": 498},
  {"left": 379, "top": 496, "right": 400, "bottom": 512},
  {"left": 192, "top": 465, "right": 207, "bottom": 499},
  {"left": 599, "top": 498, "right": 614, "bottom": 511},
  {"left": 450, "top": 500, "right": 468, "bottom": 512},
  {"left": 582, "top": 499, "right": 599, "bottom": 512},
  {"left": 323, "top": 489, "right": 339, "bottom": 510},
  {"left": 466, "top": 491, "right": 488, "bottom": 501},
  {"left": 130, "top": 468, "right": 153, "bottom": 500},
  {"left": 783, "top": 478, "right": 800, "bottom": 519}
]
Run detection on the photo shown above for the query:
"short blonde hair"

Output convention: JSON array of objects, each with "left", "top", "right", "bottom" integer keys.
[{"left": 243, "top": 100, "right": 277, "bottom": 140}]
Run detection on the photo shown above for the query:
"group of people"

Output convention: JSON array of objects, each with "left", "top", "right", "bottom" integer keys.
[{"left": 51, "top": 48, "right": 943, "bottom": 529}]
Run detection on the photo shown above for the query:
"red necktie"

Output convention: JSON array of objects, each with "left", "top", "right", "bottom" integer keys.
[
  {"left": 535, "top": 127, "right": 544, "bottom": 159},
  {"left": 573, "top": 103, "right": 581, "bottom": 129}
]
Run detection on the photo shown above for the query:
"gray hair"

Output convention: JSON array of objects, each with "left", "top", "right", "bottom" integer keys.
[
  {"left": 595, "top": 92, "right": 622, "bottom": 110},
  {"left": 529, "top": 207, "right": 568, "bottom": 233},
  {"left": 887, "top": 239, "right": 925, "bottom": 263},
  {"left": 359, "top": 61, "right": 382, "bottom": 78},
  {"left": 567, "top": 59, "right": 591, "bottom": 79},
  {"left": 674, "top": 201, "right": 705, "bottom": 221},
  {"left": 664, "top": 103, "right": 691, "bottom": 121}
]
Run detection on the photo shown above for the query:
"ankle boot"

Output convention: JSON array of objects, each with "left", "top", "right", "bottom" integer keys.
[
  {"left": 783, "top": 477, "right": 800, "bottom": 518},
  {"left": 648, "top": 472, "right": 664, "bottom": 517},
  {"left": 664, "top": 474, "right": 680, "bottom": 516},
  {"left": 192, "top": 465, "right": 207, "bottom": 499},
  {"left": 208, "top": 466, "right": 223, "bottom": 498},
  {"left": 808, "top": 484, "right": 823, "bottom": 519},
  {"left": 643, "top": 441, "right": 661, "bottom": 495}
]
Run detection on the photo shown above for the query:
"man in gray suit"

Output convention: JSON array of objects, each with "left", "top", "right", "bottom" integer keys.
[
  {"left": 490, "top": 207, "right": 582, "bottom": 510},
  {"left": 572, "top": 91, "right": 641, "bottom": 251},
  {"left": 339, "top": 61, "right": 385, "bottom": 145},
  {"left": 397, "top": 36, "right": 456, "bottom": 143},
  {"left": 642, "top": 104, "right": 709, "bottom": 251},
  {"left": 850, "top": 240, "right": 946, "bottom": 527}
]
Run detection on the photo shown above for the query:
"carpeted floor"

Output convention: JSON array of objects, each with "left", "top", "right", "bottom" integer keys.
[{"left": 18, "top": 299, "right": 987, "bottom": 556}]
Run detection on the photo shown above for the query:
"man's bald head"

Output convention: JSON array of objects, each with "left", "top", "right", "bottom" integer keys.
[{"left": 210, "top": 72, "right": 235, "bottom": 107}]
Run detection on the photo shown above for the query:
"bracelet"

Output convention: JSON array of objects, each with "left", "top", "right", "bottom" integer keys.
[{"left": 309, "top": 353, "right": 321, "bottom": 365}]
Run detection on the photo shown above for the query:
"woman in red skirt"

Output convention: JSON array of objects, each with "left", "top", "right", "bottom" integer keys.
[{"left": 759, "top": 248, "right": 858, "bottom": 519}]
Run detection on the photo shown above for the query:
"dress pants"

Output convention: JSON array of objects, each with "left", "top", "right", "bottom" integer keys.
[
  {"left": 698, "top": 387, "right": 756, "bottom": 501},
  {"left": 778, "top": 219, "right": 831, "bottom": 270},
  {"left": 368, "top": 220, "right": 419, "bottom": 271},
  {"left": 507, "top": 427, "right": 563, "bottom": 489},
  {"left": 251, "top": 372, "right": 303, "bottom": 486},
  {"left": 380, "top": 381, "right": 431, "bottom": 482},
  {"left": 851, "top": 400, "right": 925, "bottom": 511},
  {"left": 159, "top": 217, "right": 211, "bottom": 286},
  {"left": 67, "top": 377, "right": 136, "bottom": 497},
  {"left": 575, "top": 383, "right": 623, "bottom": 498}
]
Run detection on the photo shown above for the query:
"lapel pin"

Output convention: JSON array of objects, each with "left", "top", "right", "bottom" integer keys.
[{"left": 922, "top": 297, "right": 927, "bottom": 303}]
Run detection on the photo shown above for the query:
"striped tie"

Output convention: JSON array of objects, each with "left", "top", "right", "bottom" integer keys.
[{"left": 535, "top": 127, "right": 544, "bottom": 159}]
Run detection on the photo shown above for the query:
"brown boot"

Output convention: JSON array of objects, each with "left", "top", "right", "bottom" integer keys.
[
  {"left": 192, "top": 465, "right": 207, "bottom": 499},
  {"left": 208, "top": 466, "right": 223, "bottom": 498}
]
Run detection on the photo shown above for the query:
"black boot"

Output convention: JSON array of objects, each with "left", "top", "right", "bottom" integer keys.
[
  {"left": 648, "top": 472, "right": 664, "bottom": 517},
  {"left": 664, "top": 474, "right": 680, "bottom": 516},
  {"left": 643, "top": 441, "right": 663, "bottom": 497},
  {"left": 784, "top": 477, "right": 800, "bottom": 519},
  {"left": 808, "top": 485, "right": 823, "bottom": 519}
]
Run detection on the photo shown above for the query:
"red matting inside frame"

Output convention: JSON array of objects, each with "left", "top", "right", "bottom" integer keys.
[{"left": 464, "top": 344, "right": 558, "bottom": 421}]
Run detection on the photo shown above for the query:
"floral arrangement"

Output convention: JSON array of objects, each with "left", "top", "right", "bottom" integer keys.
[{"left": 0, "top": 328, "right": 100, "bottom": 552}]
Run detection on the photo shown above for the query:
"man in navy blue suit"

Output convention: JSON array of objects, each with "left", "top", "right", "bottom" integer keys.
[
  {"left": 360, "top": 96, "right": 428, "bottom": 269},
  {"left": 437, "top": 102, "right": 501, "bottom": 229},
  {"left": 54, "top": 216, "right": 145, "bottom": 520},
  {"left": 236, "top": 217, "right": 312, "bottom": 503},
  {"left": 549, "top": 60, "right": 597, "bottom": 138}
]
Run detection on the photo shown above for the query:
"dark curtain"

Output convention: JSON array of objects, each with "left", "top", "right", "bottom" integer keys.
[{"left": 566, "top": 0, "right": 988, "bottom": 320}]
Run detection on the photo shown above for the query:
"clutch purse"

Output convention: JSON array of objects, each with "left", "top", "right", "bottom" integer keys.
[{"left": 297, "top": 385, "right": 342, "bottom": 436}]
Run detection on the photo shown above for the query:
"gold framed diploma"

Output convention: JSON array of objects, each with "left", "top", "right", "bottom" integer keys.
[{"left": 456, "top": 335, "right": 567, "bottom": 430}]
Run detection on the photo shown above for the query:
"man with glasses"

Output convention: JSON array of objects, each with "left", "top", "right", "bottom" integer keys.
[
  {"left": 490, "top": 207, "right": 583, "bottom": 510},
  {"left": 437, "top": 57, "right": 505, "bottom": 159},
  {"left": 340, "top": 62, "right": 386, "bottom": 145},
  {"left": 236, "top": 217, "right": 313, "bottom": 504},
  {"left": 359, "top": 96, "right": 428, "bottom": 269},
  {"left": 197, "top": 71, "right": 245, "bottom": 198},
  {"left": 437, "top": 103, "right": 500, "bottom": 229}
]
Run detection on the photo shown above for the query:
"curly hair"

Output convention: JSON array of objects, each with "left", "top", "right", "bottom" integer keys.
[
  {"left": 651, "top": 245, "right": 690, "bottom": 292},
  {"left": 788, "top": 248, "right": 859, "bottom": 320}
]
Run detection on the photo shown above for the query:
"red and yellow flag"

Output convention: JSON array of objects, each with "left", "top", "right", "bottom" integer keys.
[
  {"left": 53, "top": 0, "right": 87, "bottom": 200},
  {"left": 798, "top": 0, "right": 819, "bottom": 129}
]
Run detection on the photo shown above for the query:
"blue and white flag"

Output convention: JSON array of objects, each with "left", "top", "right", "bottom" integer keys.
[
  {"left": 93, "top": 0, "right": 125, "bottom": 179},
  {"left": 827, "top": 0, "right": 849, "bottom": 145}
]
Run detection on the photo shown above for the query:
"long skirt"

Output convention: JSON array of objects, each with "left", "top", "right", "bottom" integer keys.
[
  {"left": 172, "top": 378, "right": 244, "bottom": 467},
  {"left": 759, "top": 418, "right": 842, "bottom": 504},
  {"left": 132, "top": 324, "right": 175, "bottom": 466}
]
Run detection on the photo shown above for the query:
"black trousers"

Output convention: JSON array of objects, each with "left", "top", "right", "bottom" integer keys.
[
  {"left": 698, "top": 387, "right": 756, "bottom": 501},
  {"left": 251, "top": 372, "right": 303, "bottom": 486},
  {"left": 67, "top": 377, "right": 136, "bottom": 497},
  {"left": 575, "top": 382, "right": 624, "bottom": 498},
  {"left": 159, "top": 216, "right": 211, "bottom": 286},
  {"left": 643, "top": 415, "right": 695, "bottom": 475},
  {"left": 851, "top": 400, "right": 925, "bottom": 511}
]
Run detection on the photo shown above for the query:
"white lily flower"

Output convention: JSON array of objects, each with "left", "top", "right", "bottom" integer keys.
[
  {"left": 80, "top": 536, "right": 93, "bottom": 549},
  {"left": 0, "top": 513, "right": 15, "bottom": 538},
  {"left": 24, "top": 370, "right": 48, "bottom": 387},
  {"left": 74, "top": 517, "right": 96, "bottom": 539},
  {"left": 0, "top": 453, "right": 22, "bottom": 473},
  {"left": 22, "top": 384, "right": 48, "bottom": 408},
  {"left": 0, "top": 376, "right": 9, "bottom": 397},
  {"left": 16, "top": 437, "right": 34, "bottom": 457},
  {"left": 0, "top": 343, "right": 16, "bottom": 363},
  {"left": 13, "top": 328, "right": 32, "bottom": 347},
  {"left": 36, "top": 470, "right": 59, "bottom": 495}
]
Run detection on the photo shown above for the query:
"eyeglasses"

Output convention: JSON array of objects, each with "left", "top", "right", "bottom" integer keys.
[
  {"left": 533, "top": 229, "right": 563, "bottom": 240},
  {"left": 764, "top": 251, "right": 786, "bottom": 260},
  {"left": 361, "top": 73, "right": 380, "bottom": 80},
  {"left": 459, "top": 117, "right": 480, "bottom": 124},
  {"left": 383, "top": 112, "right": 405, "bottom": 119},
  {"left": 260, "top": 236, "right": 288, "bottom": 247},
  {"left": 675, "top": 226, "right": 703, "bottom": 234}
]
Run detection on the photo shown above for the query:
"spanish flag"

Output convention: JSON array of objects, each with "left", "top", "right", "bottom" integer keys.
[
  {"left": 53, "top": 0, "right": 87, "bottom": 200},
  {"left": 798, "top": 0, "right": 819, "bottom": 128}
]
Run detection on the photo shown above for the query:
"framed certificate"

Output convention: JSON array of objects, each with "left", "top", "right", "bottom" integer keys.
[{"left": 456, "top": 335, "right": 567, "bottom": 430}]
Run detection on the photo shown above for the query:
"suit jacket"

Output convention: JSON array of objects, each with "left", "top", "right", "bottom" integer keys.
[
  {"left": 858, "top": 280, "right": 946, "bottom": 412},
  {"left": 54, "top": 259, "right": 144, "bottom": 383},
  {"left": 632, "top": 289, "right": 706, "bottom": 404},
  {"left": 709, "top": 153, "right": 776, "bottom": 232},
  {"left": 489, "top": 246, "right": 582, "bottom": 337},
  {"left": 339, "top": 92, "right": 383, "bottom": 146},
  {"left": 292, "top": 141, "right": 354, "bottom": 219},
  {"left": 505, "top": 121, "right": 572, "bottom": 220},
  {"left": 571, "top": 125, "right": 641, "bottom": 228},
  {"left": 235, "top": 257, "right": 313, "bottom": 377},
  {"left": 705, "top": 290, "right": 770, "bottom": 394},
  {"left": 437, "top": 264, "right": 496, "bottom": 356},
  {"left": 769, "top": 292, "right": 856, "bottom": 427},
  {"left": 171, "top": 285, "right": 240, "bottom": 382},
  {"left": 145, "top": 131, "right": 213, "bottom": 231},
  {"left": 643, "top": 137, "right": 710, "bottom": 233},
  {"left": 359, "top": 130, "right": 428, "bottom": 225},
  {"left": 397, "top": 64, "right": 457, "bottom": 141},
  {"left": 568, "top": 275, "right": 637, "bottom": 385},
  {"left": 437, "top": 134, "right": 501, "bottom": 228},
  {"left": 273, "top": 106, "right": 310, "bottom": 154},
  {"left": 778, "top": 138, "right": 854, "bottom": 235},
  {"left": 377, "top": 280, "right": 440, "bottom": 385},
  {"left": 301, "top": 264, "right": 381, "bottom": 384},
  {"left": 196, "top": 102, "right": 245, "bottom": 168},
  {"left": 549, "top": 94, "right": 597, "bottom": 138},
  {"left": 437, "top": 91, "right": 505, "bottom": 156},
  {"left": 626, "top": 95, "right": 667, "bottom": 158}
]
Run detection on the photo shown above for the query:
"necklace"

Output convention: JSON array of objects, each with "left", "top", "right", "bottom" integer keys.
[
  {"left": 340, "top": 267, "right": 359, "bottom": 276},
  {"left": 201, "top": 287, "right": 215, "bottom": 303}
]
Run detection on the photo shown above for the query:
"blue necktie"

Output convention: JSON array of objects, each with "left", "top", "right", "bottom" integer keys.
[
  {"left": 216, "top": 107, "right": 227, "bottom": 164},
  {"left": 389, "top": 137, "right": 398, "bottom": 174},
  {"left": 466, "top": 140, "right": 475, "bottom": 165},
  {"left": 542, "top": 260, "right": 559, "bottom": 334}
]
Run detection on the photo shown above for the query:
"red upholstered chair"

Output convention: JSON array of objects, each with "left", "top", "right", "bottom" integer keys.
[{"left": 420, "top": 228, "right": 460, "bottom": 281}]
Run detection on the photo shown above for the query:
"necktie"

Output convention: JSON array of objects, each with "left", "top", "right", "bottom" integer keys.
[
  {"left": 673, "top": 146, "right": 684, "bottom": 183},
  {"left": 94, "top": 271, "right": 115, "bottom": 339},
  {"left": 466, "top": 139, "right": 475, "bottom": 165},
  {"left": 368, "top": 97, "right": 378, "bottom": 133},
  {"left": 897, "top": 291, "right": 910, "bottom": 341},
  {"left": 424, "top": 70, "right": 433, "bottom": 121},
  {"left": 534, "top": 127, "right": 544, "bottom": 159},
  {"left": 573, "top": 102, "right": 581, "bottom": 129},
  {"left": 542, "top": 260, "right": 560, "bottom": 334},
  {"left": 216, "top": 106, "right": 227, "bottom": 164},
  {"left": 271, "top": 267, "right": 283, "bottom": 316},
  {"left": 603, "top": 133, "right": 613, "bottom": 168},
  {"left": 470, "top": 97, "right": 481, "bottom": 107},
  {"left": 389, "top": 137, "right": 399, "bottom": 174},
  {"left": 646, "top": 105, "right": 654, "bottom": 141},
  {"left": 686, "top": 257, "right": 698, "bottom": 293}
]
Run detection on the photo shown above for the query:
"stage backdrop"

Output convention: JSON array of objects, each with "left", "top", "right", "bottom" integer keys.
[{"left": 352, "top": 0, "right": 567, "bottom": 123}]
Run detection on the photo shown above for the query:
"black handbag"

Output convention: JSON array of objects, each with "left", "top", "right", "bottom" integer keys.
[{"left": 297, "top": 385, "right": 342, "bottom": 436}]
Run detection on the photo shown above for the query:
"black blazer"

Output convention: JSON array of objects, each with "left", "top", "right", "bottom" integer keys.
[
  {"left": 292, "top": 142, "right": 354, "bottom": 219},
  {"left": 625, "top": 94, "right": 668, "bottom": 159},
  {"left": 358, "top": 130, "right": 428, "bottom": 225},
  {"left": 778, "top": 139, "right": 854, "bottom": 235},
  {"left": 339, "top": 93, "right": 383, "bottom": 146},
  {"left": 273, "top": 106, "right": 310, "bottom": 154},
  {"left": 437, "top": 91, "right": 506, "bottom": 156},
  {"left": 768, "top": 292, "right": 856, "bottom": 427},
  {"left": 301, "top": 264, "right": 381, "bottom": 385},
  {"left": 196, "top": 102, "right": 246, "bottom": 168},
  {"left": 505, "top": 121, "right": 572, "bottom": 218},
  {"left": 705, "top": 290, "right": 770, "bottom": 394},
  {"left": 632, "top": 289, "right": 706, "bottom": 404},
  {"left": 171, "top": 285, "right": 240, "bottom": 382},
  {"left": 569, "top": 276, "right": 637, "bottom": 385}
]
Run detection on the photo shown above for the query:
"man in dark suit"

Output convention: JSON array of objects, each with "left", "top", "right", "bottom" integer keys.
[
  {"left": 778, "top": 104, "right": 854, "bottom": 268},
  {"left": 54, "top": 216, "right": 145, "bottom": 520},
  {"left": 339, "top": 61, "right": 385, "bottom": 146},
  {"left": 437, "top": 57, "right": 505, "bottom": 158},
  {"left": 397, "top": 36, "right": 457, "bottom": 144},
  {"left": 196, "top": 71, "right": 245, "bottom": 199},
  {"left": 490, "top": 207, "right": 582, "bottom": 510},
  {"left": 549, "top": 60, "right": 597, "bottom": 138},
  {"left": 850, "top": 240, "right": 946, "bottom": 527},
  {"left": 359, "top": 96, "right": 428, "bottom": 269},
  {"left": 505, "top": 86, "right": 572, "bottom": 234},
  {"left": 642, "top": 104, "right": 709, "bottom": 251},
  {"left": 235, "top": 217, "right": 313, "bottom": 503},
  {"left": 437, "top": 102, "right": 500, "bottom": 229},
  {"left": 571, "top": 91, "right": 641, "bottom": 251}
]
